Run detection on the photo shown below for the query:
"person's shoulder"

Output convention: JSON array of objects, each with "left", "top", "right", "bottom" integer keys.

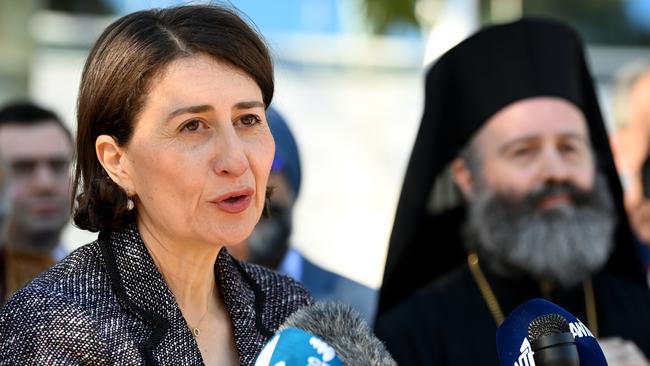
[
  {"left": 374, "top": 269, "right": 464, "bottom": 366},
  {"left": 301, "top": 254, "right": 374, "bottom": 293},
  {"left": 1, "top": 280, "right": 94, "bottom": 332},
  {"left": 593, "top": 270, "right": 650, "bottom": 356},
  {"left": 376, "top": 286, "right": 441, "bottom": 330},
  {"left": 376, "top": 263, "right": 469, "bottom": 332},
  {"left": 0, "top": 239, "right": 105, "bottom": 323},
  {"left": 297, "top": 255, "right": 378, "bottom": 324},
  {"left": 594, "top": 270, "right": 650, "bottom": 310},
  {"left": 0, "top": 274, "right": 112, "bottom": 363},
  {"left": 595, "top": 269, "right": 649, "bottom": 293},
  {"left": 239, "top": 260, "right": 313, "bottom": 306},
  {"left": 395, "top": 262, "right": 468, "bottom": 307},
  {"left": 15, "top": 240, "right": 104, "bottom": 295}
]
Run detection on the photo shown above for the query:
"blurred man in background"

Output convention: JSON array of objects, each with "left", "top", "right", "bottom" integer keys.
[
  {"left": 231, "top": 107, "right": 378, "bottom": 325},
  {"left": 610, "top": 60, "right": 650, "bottom": 277},
  {"left": 0, "top": 102, "right": 73, "bottom": 303},
  {"left": 375, "top": 19, "right": 650, "bottom": 365}
]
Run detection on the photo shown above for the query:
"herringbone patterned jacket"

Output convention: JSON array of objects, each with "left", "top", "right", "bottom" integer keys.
[{"left": 0, "top": 223, "right": 312, "bottom": 365}]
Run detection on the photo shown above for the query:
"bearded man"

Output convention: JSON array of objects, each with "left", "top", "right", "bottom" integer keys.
[{"left": 375, "top": 19, "right": 650, "bottom": 365}]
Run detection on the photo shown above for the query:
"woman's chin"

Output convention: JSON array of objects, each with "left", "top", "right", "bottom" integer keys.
[{"left": 207, "top": 229, "right": 255, "bottom": 248}]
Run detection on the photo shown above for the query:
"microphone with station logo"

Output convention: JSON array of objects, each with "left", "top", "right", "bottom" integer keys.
[
  {"left": 254, "top": 302, "right": 396, "bottom": 366},
  {"left": 496, "top": 298, "right": 608, "bottom": 366}
]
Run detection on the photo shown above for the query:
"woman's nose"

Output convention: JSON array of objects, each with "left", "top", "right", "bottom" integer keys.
[{"left": 213, "top": 129, "right": 248, "bottom": 177}]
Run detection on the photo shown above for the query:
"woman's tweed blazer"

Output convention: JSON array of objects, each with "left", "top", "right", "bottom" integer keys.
[{"left": 0, "top": 224, "right": 312, "bottom": 365}]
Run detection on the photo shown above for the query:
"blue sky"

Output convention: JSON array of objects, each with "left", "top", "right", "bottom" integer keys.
[{"left": 106, "top": 0, "right": 345, "bottom": 34}]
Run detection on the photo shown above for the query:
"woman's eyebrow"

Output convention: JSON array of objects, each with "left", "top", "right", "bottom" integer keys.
[
  {"left": 166, "top": 104, "right": 214, "bottom": 121},
  {"left": 233, "top": 100, "right": 264, "bottom": 110}
]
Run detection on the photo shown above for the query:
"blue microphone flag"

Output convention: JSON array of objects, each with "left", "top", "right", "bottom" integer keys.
[
  {"left": 496, "top": 298, "right": 607, "bottom": 366},
  {"left": 255, "top": 327, "right": 344, "bottom": 366}
]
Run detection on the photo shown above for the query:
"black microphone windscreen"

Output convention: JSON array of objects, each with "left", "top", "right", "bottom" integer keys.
[{"left": 528, "top": 313, "right": 571, "bottom": 341}]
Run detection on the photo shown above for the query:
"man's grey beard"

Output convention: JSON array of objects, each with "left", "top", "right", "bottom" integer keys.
[{"left": 464, "top": 173, "right": 616, "bottom": 289}]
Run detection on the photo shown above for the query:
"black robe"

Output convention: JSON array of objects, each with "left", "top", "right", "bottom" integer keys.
[{"left": 376, "top": 264, "right": 650, "bottom": 365}]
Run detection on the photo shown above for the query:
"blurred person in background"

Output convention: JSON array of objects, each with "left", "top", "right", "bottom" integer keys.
[
  {"left": 375, "top": 19, "right": 650, "bottom": 365},
  {"left": 610, "top": 60, "right": 650, "bottom": 277},
  {"left": 0, "top": 5, "right": 311, "bottom": 365},
  {"left": 230, "top": 107, "right": 378, "bottom": 325},
  {"left": 0, "top": 102, "right": 72, "bottom": 304}
]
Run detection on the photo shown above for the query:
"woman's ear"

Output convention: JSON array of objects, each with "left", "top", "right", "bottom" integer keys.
[
  {"left": 451, "top": 157, "right": 475, "bottom": 200},
  {"left": 96, "top": 135, "right": 133, "bottom": 193}
]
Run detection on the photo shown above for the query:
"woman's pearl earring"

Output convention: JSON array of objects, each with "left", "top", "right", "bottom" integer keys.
[
  {"left": 126, "top": 197, "right": 134, "bottom": 211},
  {"left": 125, "top": 193, "right": 134, "bottom": 211}
]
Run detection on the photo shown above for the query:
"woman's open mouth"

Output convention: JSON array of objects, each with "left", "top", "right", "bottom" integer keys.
[{"left": 213, "top": 188, "right": 254, "bottom": 214}]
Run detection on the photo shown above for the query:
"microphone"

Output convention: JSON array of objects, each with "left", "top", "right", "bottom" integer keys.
[
  {"left": 254, "top": 326, "right": 344, "bottom": 366},
  {"left": 496, "top": 298, "right": 608, "bottom": 366},
  {"left": 255, "top": 302, "right": 396, "bottom": 366},
  {"left": 528, "top": 313, "right": 579, "bottom": 366}
]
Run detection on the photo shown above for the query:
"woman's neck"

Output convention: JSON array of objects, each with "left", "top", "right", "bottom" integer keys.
[
  {"left": 136, "top": 219, "right": 222, "bottom": 314},
  {"left": 135, "top": 219, "right": 240, "bottom": 364}
]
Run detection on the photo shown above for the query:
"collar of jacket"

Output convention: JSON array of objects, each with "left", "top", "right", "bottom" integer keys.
[{"left": 97, "top": 223, "right": 273, "bottom": 364}]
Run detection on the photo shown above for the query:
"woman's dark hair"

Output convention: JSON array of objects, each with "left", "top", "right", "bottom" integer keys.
[{"left": 73, "top": 4, "right": 274, "bottom": 232}]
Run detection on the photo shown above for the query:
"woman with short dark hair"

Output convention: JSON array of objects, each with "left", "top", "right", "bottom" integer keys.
[{"left": 0, "top": 5, "right": 311, "bottom": 365}]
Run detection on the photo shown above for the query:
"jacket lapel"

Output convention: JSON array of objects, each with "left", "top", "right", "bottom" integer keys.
[
  {"left": 215, "top": 250, "right": 274, "bottom": 365},
  {"left": 98, "top": 224, "right": 200, "bottom": 365}
]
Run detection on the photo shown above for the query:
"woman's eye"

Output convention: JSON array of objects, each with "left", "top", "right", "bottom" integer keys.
[
  {"left": 512, "top": 148, "right": 532, "bottom": 157},
  {"left": 181, "top": 119, "right": 202, "bottom": 132},
  {"left": 240, "top": 114, "right": 260, "bottom": 126}
]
